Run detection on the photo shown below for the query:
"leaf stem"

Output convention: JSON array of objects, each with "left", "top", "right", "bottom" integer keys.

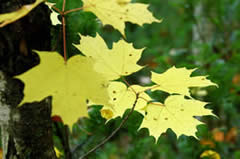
[
  {"left": 50, "top": 0, "right": 85, "bottom": 63},
  {"left": 138, "top": 84, "right": 160, "bottom": 94},
  {"left": 79, "top": 93, "right": 140, "bottom": 159},
  {"left": 64, "top": 7, "right": 84, "bottom": 15},
  {"left": 61, "top": 0, "right": 67, "bottom": 63},
  {"left": 121, "top": 76, "right": 137, "bottom": 94},
  {"left": 62, "top": 0, "right": 66, "bottom": 12},
  {"left": 52, "top": 6, "right": 63, "bottom": 15},
  {"left": 62, "top": 16, "right": 67, "bottom": 63}
]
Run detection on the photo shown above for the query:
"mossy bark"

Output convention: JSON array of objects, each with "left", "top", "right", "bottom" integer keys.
[{"left": 0, "top": 0, "right": 57, "bottom": 158}]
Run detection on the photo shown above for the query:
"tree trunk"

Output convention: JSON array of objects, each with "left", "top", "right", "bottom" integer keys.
[{"left": 0, "top": 0, "right": 57, "bottom": 158}]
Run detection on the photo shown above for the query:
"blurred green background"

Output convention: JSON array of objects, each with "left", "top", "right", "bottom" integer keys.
[
  {"left": 51, "top": 0, "right": 240, "bottom": 158},
  {"left": 2, "top": 0, "right": 240, "bottom": 159}
]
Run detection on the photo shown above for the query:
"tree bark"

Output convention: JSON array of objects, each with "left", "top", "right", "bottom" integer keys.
[{"left": 0, "top": 0, "right": 57, "bottom": 158}]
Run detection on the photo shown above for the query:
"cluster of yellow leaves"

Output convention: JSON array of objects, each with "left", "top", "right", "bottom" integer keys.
[{"left": 1, "top": 0, "right": 218, "bottom": 141}]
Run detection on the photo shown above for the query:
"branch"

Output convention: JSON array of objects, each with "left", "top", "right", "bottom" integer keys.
[
  {"left": 64, "top": 7, "right": 84, "bottom": 15},
  {"left": 79, "top": 93, "right": 140, "bottom": 159},
  {"left": 61, "top": 0, "right": 67, "bottom": 63}
]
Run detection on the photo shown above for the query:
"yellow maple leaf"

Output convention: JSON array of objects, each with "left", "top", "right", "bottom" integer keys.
[
  {"left": 100, "top": 82, "right": 151, "bottom": 120},
  {"left": 54, "top": 147, "right": 62, "bottom": 158},
  {"left": 15, "top": 51, "right": 110, "bottom": 128},
  {"left": 140, "top": 95, "right": 215, "bottom": 141},
  {"left": 82, "top": 0, "right": 161, "bottom": 35},
  {"left": 74, "top": 34, "right": 144, "bottom": 80},
  {"left": 151, "top": 66, "right": 218, "bottom": 96},
  {"left": 200, "top": 150, "right": 221, "bottom": 159},
  {"left": 45, "top": 2, "right": 61, "bottom": 25},
  {"left": 0, "top": 0, "right": 44, "bottom": 28}
]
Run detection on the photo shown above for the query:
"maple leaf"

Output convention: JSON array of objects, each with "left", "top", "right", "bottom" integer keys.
[
  {"left": 74, "top": 33, "right": 144, "bottom": 80},
  {"left": 45, "top": 2, "right": 61, "bottom": 25},
  {"left": 100, "top": 82, "right": 151, "bottom": 120},
  {"left": 200, "top": 150, "right": 220, "bottom": 159},
  {"left": 140, "top": 95, "right": 215, "bottom": 140},
  {"left": 0, "top": 0, "right": 44, "bottom": 27},
  {"left": 151, "top": 66, "right": 218, "bottom": 96},
  {"left": 82, "top": 0, "right": 161, "bottom": 35},
  {"left": 15, "top": 51, "right": 110, "bottom": 128}
]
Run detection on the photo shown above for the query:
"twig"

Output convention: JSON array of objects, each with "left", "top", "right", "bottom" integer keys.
[
  {"left": 61, "top": 0, "right": 67, "bottom": 63},
  {"left": 138, "top": 85, "right": 160, "bottom": 94},
  {"left": 121, "top": 76, "right": 137, "bottom": 94},
  {"left": 62, "top": 16, "right": 67, "bottom": 63},
  {"left": 52, "top": 6, "right": 63, "bottom": 15},
  {"left": 64, "top": 7, "right": 84, "bottom": 15},
  {"left": 79, "top": 93, "right": 140, "bottom": 159},
  {"left": 62, "top": 0, "right": 66, "bottom": 12}
]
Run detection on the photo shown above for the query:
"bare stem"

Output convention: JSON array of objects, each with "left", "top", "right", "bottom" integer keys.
[
  {"left": 61, "top": 0, "right": 67, "bottom": 63},
  {"left": 62, "top": 16, "right": 67, "bottom": 63},
  {"left": 79, "top": 93, "right": 140, "bottom": 159},
  {"left": 121, "top": 76, "right": 137, "bottom": 94},
  {"left": 138, "top": 85, "right": 160, "bottom": 94},
  {"left": 62, "top": 0, "right": 66, "bottom": 12},
  {"left": 52, "top": 6, "right": 63, "bottom": 15},
  {"left": 64, "top": 7, "right": 84, "bottom": 15}
]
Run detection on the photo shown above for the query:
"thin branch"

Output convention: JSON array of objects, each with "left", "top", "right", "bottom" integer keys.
[
  {"left": 62, "top": 0, "right": 66, "bottom": 12},
  {"left": 149, "top": 102, "right": 164, "bottom": 107},
  {"left": 79, "top": 93, "right": 140, "bottom": 159},
  {"left": 52, "top": 6, "right": 63, "bottom": 15},
  {"left": 121, "top": 76, "right": 137, "bottom": 94},
  {"left": 61, "top": 0, "right": 67, "bottom": 63},
  {"left": 62, "top": 16, "right": 67, "bottom": 63},
  {"left": 138, "top": 85, "right": 160, "bottom": 94},
  {"left": 64, "top": 7, "right": 84, "bottom": 15},
  {"left": 138, "top": 97, "right": 164, "bottom": 107}
]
